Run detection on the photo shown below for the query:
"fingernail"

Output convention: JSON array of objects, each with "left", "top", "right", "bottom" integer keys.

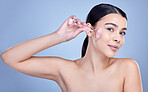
[
  {"left": 96, "top": 28, "right": 102, "bottom": 39},
  {"left": 68, "top": 18, "right": 73, "bottom": 25}
]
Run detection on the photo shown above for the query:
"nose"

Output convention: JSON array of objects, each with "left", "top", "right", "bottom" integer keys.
[{"left": 113, "top": 34, "right": 121, "bottom": 43}]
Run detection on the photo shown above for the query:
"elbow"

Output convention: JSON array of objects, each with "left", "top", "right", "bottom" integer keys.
[
  {"left": 1, "top": 52, "right": 21, "bottom": 69},
  {"left": 1, "top": 52, "right": 7, "bottom": 63},
  {"left": 1, "top": 51, "right": 22, "bottom": 65},
  {"left": 1, "top": 51, "right": 11, "bottom": 64}
]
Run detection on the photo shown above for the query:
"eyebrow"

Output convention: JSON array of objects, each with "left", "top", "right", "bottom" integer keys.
[{"left": 104, "top": 23, "right": 127, "bottom": 30}]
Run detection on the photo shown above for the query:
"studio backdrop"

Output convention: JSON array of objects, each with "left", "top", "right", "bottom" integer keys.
[{"left": 0, "top": 0, "right": 148, "bottom": 92}]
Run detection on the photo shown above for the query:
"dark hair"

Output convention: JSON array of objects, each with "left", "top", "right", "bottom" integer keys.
[{"left": 81, "top": 3, "right": 127, "bottom": 57}]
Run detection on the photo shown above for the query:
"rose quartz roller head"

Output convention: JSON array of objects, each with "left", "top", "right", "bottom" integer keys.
[{"left": 96, "top": 28, "right": 102, "bottom": 39}]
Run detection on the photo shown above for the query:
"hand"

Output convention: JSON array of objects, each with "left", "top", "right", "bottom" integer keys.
[{"left": 56, "top": 15, "right": 93, "bottom": 42}]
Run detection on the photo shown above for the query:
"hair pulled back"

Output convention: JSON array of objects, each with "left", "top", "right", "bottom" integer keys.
[{"left": 81, "top": 3, "right": 127, "bottom": 57}]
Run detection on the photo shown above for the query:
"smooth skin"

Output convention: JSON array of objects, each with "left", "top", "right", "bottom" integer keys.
[{"left": 1, "top": 14, "right": 143, "bottom": 92}]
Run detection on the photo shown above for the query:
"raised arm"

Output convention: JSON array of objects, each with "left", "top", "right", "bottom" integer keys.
[{"left": 1, "top": 15, "right": 92, "bottom": 81}]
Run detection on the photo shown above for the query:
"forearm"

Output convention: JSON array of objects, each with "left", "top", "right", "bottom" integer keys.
[{"left": 1, "top": 31, "right": 64, "bottom": 63}]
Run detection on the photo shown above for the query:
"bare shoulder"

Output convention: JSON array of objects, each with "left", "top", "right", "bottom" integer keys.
[
  {"left": 112, "top": 58, "right": 139, "bottom": 68},
  {"left": 111, "top": 58, "right": 140, "bottom": 74},
  {"left": 112, "top": 58, "right": 143, "bottom": 91}
]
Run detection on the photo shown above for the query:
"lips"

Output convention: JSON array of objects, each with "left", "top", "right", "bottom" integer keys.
[{"left": 108, "top": 45, "right": 119, "bottom": 51}]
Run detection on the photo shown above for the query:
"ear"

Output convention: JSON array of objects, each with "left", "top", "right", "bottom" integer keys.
[{"left": 85, "top": 30, "right": 94, "bottom": 37}]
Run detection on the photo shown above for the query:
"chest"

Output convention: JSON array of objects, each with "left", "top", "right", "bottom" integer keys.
[{"left": 58, "top": 68, "right": 124, "bottom": 92}]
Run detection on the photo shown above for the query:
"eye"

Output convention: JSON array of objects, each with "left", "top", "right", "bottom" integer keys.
[
  {"left": 120, "top": 32, "right": 126, "bottom": 36},
  {"left": 107, "top": 28, "right": 114, "bottom": 32}
]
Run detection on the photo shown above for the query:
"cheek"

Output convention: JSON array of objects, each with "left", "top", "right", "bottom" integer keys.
[
  {"left": 93, "top": 30, "right": 111, "bottom": 49},
  {"left": 99, "top": 30, "right": 112, "bottom": 43}
]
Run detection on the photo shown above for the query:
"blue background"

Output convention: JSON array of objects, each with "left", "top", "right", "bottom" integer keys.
[{"left": 0, "top": 0, "right": 148, "bottom": 92}]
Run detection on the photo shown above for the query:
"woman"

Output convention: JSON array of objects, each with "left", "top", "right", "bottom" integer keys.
[{"left": 1, "top": 4, "right": 143, "bottom": 92}]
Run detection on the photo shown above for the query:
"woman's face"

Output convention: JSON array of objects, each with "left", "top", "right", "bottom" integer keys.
[{"left": 91, "top": 13, "right": 127, "bottom": 57}]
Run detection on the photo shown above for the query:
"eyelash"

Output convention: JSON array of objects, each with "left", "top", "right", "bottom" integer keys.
[
  {"left": 120, "top": 32, "right": 126, "bottom": 36},
  {"left": 107, "top": 28, "right": 126, "bottom": 36},
  {"left": 107, "top": 28, "right": 114, "bottom": 32}
]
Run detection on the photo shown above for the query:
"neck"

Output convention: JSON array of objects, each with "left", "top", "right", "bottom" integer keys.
[{"left": 79, "top": 42, "right": 111, "bottom": 74}]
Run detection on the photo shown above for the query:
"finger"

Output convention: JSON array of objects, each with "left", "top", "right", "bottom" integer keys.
[
  {"left": 83, "top": 26, "right": 93, "bottom": 31},
  {"left": 68, "top": 18, "right": 74, "bottom": 26},
  {"left": 82, "top": 22, "right": 87, "bottom": 26},
  {"left": 74, "top": 28, "right": 86, "bottom": 37},
  {"left": 70, "top": 18, "right": 82, "bottom": 28},
  {"left": 81, "top": 22, "right": 93, "bottom": 30},
  {"left": 70, "top": 15, "right": 76, "bottom": 19},
  {"left": 78, "top": 23, "right": 93, "bottom": 31},
  {"left": 77, "top": 22, "right": 86, "bottom": 28},
  {"left": 77, "top": 23, "right": 84, "bottom": 28},
  {"left": 73, "top": 19, "right": 79, "bottom": 25},
  {"left": 86, "top": 23, "right": 92, "bottom": 28},
  {"left": 75, "top": 19, "right": 81, "bottom": 25},
  {"left": 68, "top": 15, "right": 76, "bottom": 21},
  {"left": 68, "top": 16, "right": 77, "bottom": 27},
  {"left": 86, "top": 23, "right": 94, "bottom": 31},
  {"left": 70, "top": 15, "right": 77, "bottom": 25},
  {"left": 78, "top": 19, "right": 81, "bottom": 25}
]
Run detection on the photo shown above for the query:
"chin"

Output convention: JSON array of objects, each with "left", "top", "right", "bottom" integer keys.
[
  {"left": 106, "top": 53, "right": 115, "bottom": 58},
  {"left": 108, "top": 54, "right": 115, "bottom": 58},
  {"left": 104, "top": 49, "right": 117, "bottom": 58}
]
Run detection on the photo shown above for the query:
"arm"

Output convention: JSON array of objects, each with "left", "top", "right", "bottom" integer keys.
[
  {"left": 124, "top": 59, "right": 143, "bottom": 92},
  {"left": 1, "top": 31, "right": 69, "bottom": 81},
  {"left": 1, "top": 15, "right": 91, "bottom": 81}
]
